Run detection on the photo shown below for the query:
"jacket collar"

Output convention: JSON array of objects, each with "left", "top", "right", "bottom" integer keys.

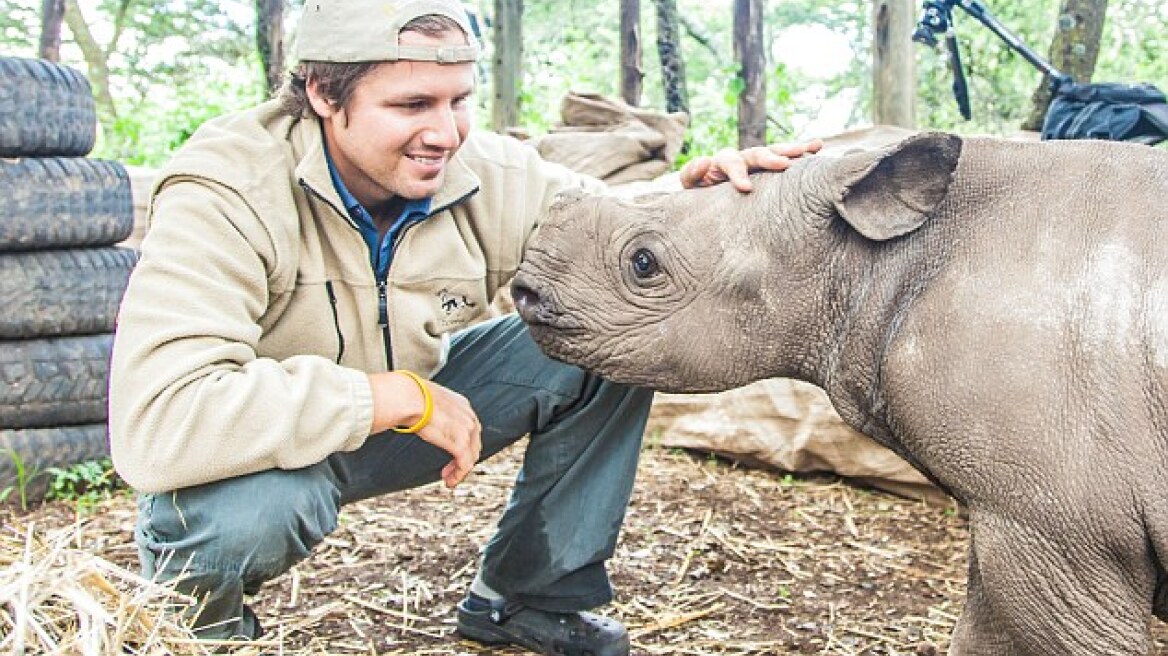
[{"left": 290, "top": 115, "right": 481, "bottom": 219}]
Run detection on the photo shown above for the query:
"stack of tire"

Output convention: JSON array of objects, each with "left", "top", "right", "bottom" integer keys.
[{"left": 0, "top": 56, "right": 138, "bottom": 502}]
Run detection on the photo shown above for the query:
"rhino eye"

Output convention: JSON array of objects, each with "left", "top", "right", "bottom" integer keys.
[{"left": 631, "top": 248, "right": 659, "bottom": 278}]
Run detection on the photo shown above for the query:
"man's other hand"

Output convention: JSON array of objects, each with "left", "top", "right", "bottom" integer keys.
[
  {"left": 679, "top": 139, "right": 824, "bottom": 192},
  {"left": 369, "top": 372, "right": 482, "bottom": 488}
]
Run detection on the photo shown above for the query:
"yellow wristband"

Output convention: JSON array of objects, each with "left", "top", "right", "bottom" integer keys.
[{"left": 391, "top": 369, "right": 433, "bottom": 434}]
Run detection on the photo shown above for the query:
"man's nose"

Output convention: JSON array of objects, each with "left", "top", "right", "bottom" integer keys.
[{"left": 422, "top": 107, "right": 461, "bottom": 148}]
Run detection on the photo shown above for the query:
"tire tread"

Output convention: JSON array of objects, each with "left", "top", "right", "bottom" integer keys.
[{"left": 0, "top": 57, "right": 97, "bottom": 157}]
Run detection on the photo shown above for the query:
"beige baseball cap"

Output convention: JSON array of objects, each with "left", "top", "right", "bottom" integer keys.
[{"left": 295, "top": 0, "right": 482, "bottom": 63}]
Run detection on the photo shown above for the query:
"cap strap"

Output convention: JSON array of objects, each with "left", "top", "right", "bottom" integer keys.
[{"left": 395, "top": 43, "right": 482, "bottom": 63}]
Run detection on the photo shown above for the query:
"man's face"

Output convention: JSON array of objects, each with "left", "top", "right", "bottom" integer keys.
[{"left": 309, "top": 30, "right": 475, "bottom": 209}]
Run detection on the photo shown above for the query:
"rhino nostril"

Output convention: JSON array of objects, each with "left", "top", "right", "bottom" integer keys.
[{"left": 510, "top": 280, "right": 542, "bottom": 316}]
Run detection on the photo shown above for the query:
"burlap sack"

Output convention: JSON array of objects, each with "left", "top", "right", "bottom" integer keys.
[
  {"left": 534, "top": 128, "right": 658, "bottom": 180},
  {"left": 532, "top": 92, "right": 688, "bottom": 184},
  {"left": 648, "top": 379, "right": 950, "bottom": 504}
]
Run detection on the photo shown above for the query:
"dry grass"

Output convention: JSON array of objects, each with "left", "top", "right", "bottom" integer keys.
[
  {"left": 0, "top": 521, "right": 210, "bottom": 655},
  {"left": 3, "top": 443, "right": 1167, "bottom": 655}
]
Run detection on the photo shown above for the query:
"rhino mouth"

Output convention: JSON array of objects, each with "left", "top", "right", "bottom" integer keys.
[
  {"left": 510, "top": 273, "right": 602, "bottom": 367},
  {"left": 511, "top": 274, "right": 582, "bottom": 335},
  {"left": 523, "top": 320, "right": 599, "bottom": 372}
]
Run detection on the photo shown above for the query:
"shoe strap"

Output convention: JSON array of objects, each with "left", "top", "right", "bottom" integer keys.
[{"left": 484, "top": 596, "right": 527, "bottom": 625}]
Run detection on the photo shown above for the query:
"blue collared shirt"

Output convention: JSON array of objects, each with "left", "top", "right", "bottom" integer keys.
[{"left": 325, "top": 151, "right": 432, "bottom": 282}]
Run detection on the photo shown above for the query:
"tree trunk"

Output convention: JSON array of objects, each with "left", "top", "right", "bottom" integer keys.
[
  {"left": 872, "top": 0, "right": 915, "bottom": 128},
  {"left": 733, "top": 0, "right": 766, "bottom": 148},
  {"left": 1021, "top": 0, "right": 1108, "bottom": 131},
  {"left": 62, "top": 0, "right": 117, "bottom": 127},
  {"left": 654, "top": 0, "right": 689, "bottom": 115},
  {"left": 255, "top": 0, "right": 285, "bottom": 98},
  {"left": 38, "top": 0, "right": 66, "bottom": 62},
  {"left": 491, "top": 0, "right": 522, "bottom": 132},
  {"left": 620, "top": 0, "right": 643, "bottom": 107}
]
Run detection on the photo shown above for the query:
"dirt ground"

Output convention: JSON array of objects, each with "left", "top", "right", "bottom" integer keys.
[{"left": 7, "top": 441, "right": 1168, "bottom": 655}]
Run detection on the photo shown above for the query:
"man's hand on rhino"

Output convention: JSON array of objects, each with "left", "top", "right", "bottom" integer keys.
[{"left": 680, "top": 139, "right": 824, "bottom": 192}]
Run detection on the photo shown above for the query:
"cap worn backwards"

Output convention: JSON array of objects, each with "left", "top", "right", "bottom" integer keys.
[{"left": 295, "top": 0, "right": 481, "bottom": 64}]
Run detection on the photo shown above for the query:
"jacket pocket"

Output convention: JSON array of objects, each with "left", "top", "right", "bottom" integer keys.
[{"left": 324, "top": 280, "right": 346, "bottom": 364}]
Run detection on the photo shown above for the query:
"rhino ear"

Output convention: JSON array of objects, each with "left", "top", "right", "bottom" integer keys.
[{"left": 830, "top": 131, "right": 962, "bottom": 241}]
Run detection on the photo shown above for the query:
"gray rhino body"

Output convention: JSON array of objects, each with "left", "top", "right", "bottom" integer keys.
[{"left": 511, "top": 133, "right": 1168, "bottom": 655}]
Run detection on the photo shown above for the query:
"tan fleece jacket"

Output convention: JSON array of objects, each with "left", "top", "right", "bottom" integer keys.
[{"left": 109, "top": 100, "right": 600, "bottom": 493}]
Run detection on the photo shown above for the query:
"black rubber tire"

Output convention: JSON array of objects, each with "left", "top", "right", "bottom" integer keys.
[
  {"left": 0, "top": 56, "right": 97, "bottom": 157},
  {"left": 0, "top": 157, "right": 134, "bottom": 251},
  {"left": 0, "top": 424, "right": 109, "bottom": 502},
  {"left": 0, "top": 247, "right": 139, "bottom": 339},
  {"left": 0, "top": 333, "right": 113, "bottom": 429}
]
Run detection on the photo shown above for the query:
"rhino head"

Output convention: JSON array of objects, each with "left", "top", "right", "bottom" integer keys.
[{"left": 512, "top": 132, "right": 961, "bottom": 393}]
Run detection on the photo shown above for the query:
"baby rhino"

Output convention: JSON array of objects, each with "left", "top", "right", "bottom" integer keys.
[{"left": 511, "top": 132, "right": 1168, "bottom": 655}]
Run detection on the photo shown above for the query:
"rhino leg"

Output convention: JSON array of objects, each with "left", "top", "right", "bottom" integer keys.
[
  {"left": 950, "top": 551, "right": 1015, "bottom": 655},
  {"left": 952, "top": 512, "right": 1151, "bottom": 656}
]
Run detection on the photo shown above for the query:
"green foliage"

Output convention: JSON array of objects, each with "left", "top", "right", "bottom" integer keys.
[
  {"left": 915, "top": 0, "right": 1167, "bottom": 134},
  {"left": 498, "top": 0, "right": 626, "bottom": 128},
  {"left": 516, "top": 88, "right": 547, "bottom": 134},
  {"left": 0, "top": 0, "right": 37, "bottom": 53},
  {"left": 88, "top": 0, "right": 261, "bottom": 162},
  {"left": 644, "top": 427, "right": 665, "bottom": 450},
  {"left": 497, "top": 0, "right": 808, "bottom": 164},
  {"left": 0, "top": 0, "right": 261, "bottom": 163},
  {"left": 0, "top": 449, "right": 42, "bottom": 512},
  {"left": 914, "top": 2, "right": 1057, "bottom": 133},
  {"left": 1095, "top": 0, "right": 1168, "bottom": 85},
  {"left": 766, "top": 62, "right": 799, "bottom": 139},
  {"left": 4, "top": 0, "right": 1164, "bottom": 167},
  {"left": 45, "top": 457, "right": 127, "bottom": 514},
  {"left": 96, "top": 60, "right": 264, "bottom": 165},
  {"left": 675, "top": 62, "right": 742, "bottom": 168}
]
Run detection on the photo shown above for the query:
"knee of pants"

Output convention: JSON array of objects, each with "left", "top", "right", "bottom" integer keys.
[{"left": 138, "top": 468, "right": 341, "bottom": 582}]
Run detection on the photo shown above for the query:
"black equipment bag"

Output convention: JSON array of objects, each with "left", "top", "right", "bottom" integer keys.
[{"left": 1041, "top": 82, "right": 1168, "bottom": 145}]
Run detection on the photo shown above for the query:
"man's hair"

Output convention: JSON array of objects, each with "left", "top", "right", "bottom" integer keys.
[{"left": 277, "top": 15, "right": 465, "bottom": 118}]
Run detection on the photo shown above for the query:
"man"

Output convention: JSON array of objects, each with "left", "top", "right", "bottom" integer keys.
[{"left": 108, "top": 1, "right": 820, "bottom": 654}]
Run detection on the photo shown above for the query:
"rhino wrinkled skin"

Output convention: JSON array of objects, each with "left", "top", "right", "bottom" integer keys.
[{"left": 512, "top": 132, "right": 1168, "bottom": 655}]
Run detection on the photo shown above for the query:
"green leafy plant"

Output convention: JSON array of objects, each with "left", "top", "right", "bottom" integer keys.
[
  {"left": 516, "top": 89, "right": 549, "bottom": 134},
  {"left": 0, "top": 448, "right": 42, "bottom": 512},
  {"left": 95, "top": 66, "right": 264, "bottom": 166},
  {"left": 44, "top": 458, "right": 127, "bottom": 514},
  {"left": 675, "top": 63, "right": 743, "bottom": 168},
  {"left": 643, "top": 427, "right": 665, "bottom": 450}
]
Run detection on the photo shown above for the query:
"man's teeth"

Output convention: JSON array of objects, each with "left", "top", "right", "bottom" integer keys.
[{"left": 410, "top": 155, "right": 443, "bottom": 165}]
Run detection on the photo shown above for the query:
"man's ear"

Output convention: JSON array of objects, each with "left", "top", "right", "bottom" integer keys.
[
  {"left": 305, "top": 78, "right": 340, "bottom": 119},
  {"left": 829, "top": 131, "right": 962, "bottom": 241}
]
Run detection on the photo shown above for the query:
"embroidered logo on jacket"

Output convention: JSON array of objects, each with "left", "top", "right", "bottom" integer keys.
[{"left": 437, "top": 288, "right": 479, "bottom": 326}]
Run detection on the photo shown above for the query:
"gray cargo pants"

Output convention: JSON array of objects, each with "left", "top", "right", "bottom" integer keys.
[{"left": 134, "top": 313, "right": 654, "bottom": 640}]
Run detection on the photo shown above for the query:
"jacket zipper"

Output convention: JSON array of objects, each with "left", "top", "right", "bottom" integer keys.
[
  {"left": 378, "top": 214, "right": 430, "bottom": 370},
  {"left": 324, "top": 280, "right": 346, "bottom": 364},
  {"left": 301, "top": 179, "right": 480, "bottom": 372},
  {"left": 301, "top": 179, "right": 391, "bottom": 368},
  {"left": 378, "top": 278, "right": 392, "bottom": 369}
]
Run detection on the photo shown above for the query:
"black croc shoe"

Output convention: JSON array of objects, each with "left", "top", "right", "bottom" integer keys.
[{"left": 456, "top": 592, "right": 630, "bottom": 656}]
